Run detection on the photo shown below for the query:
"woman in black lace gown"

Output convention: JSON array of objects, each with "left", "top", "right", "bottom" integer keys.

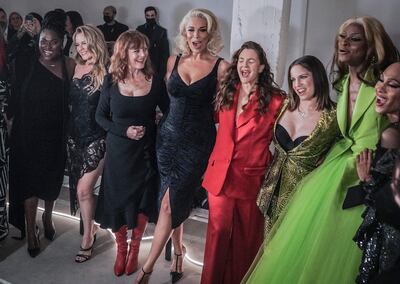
[
  {"left": 8, "top": 11, "right": 75, "bottom": 257},
  {"left": 95, "top": 30, "right": 169, "bottom": 277},
  {"left": 345, "top": 62, "right": 400, "bottom": 283},
  {"left": 136, "top": 8, "right": 229, "bottom": 284},
  {"left": 67, "top": 25, "right": 108, "bottom": 263}
]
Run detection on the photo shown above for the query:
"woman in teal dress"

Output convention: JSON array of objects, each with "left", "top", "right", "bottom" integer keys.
[{"left": 245, "top": 16, "right": 400, "bottom": 284}]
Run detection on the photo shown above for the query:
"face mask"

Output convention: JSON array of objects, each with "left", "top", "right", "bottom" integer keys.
[
  {"left": 146, "top": 18, "right": 156, "bottom": 27},
  {"left": 103, "top": 15, "right": 113, "bottom": 23}
]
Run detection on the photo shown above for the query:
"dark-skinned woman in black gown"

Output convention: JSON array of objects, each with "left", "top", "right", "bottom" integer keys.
[{"left": 8, "top": 10, "right": 75, "bottom": 257}]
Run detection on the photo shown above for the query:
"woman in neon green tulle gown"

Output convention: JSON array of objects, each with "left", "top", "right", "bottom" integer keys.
[{"left": 245, "top": 16, "right": 400, "bottom": 284}]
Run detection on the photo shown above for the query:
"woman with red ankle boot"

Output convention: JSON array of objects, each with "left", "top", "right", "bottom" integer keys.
[{"left": 94, "top": 30, "right": 169, "bottom": 277}]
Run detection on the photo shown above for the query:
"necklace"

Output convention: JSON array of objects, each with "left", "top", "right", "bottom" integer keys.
[{"left": 298, "top": 107, "right": 307, "bottom": 119}]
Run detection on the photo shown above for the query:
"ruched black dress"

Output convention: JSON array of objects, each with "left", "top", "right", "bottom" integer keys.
[
  {"left": 157, "top": 56, "right": 222, "bottom": 228},
  {"left": 95, "top": 75, "right": 169, "bottom": 232}
]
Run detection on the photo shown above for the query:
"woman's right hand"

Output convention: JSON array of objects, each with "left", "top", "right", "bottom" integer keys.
[
  {"left": 126, "top": 125, "right": 145, "bottom": 140},
  {"left": 356, "top": 149, "right": 373, "bottom": 182}
]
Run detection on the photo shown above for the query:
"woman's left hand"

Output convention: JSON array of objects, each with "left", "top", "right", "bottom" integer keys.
[
  {"left": 126, "top": 125, "right": 145, "bottom": 140},
  {"left": 356, "top": 149, "right": 373, "bottom": 182}
]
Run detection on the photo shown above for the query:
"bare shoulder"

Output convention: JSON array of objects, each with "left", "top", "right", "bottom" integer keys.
[{"left": 381, "top": 127, "right": 400, "bottom": 149}]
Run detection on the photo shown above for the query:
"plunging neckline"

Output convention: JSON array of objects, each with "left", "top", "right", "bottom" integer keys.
[
  {"left": 276, "top": 124, "right": 308, "bottom": 145},
  {"left": 176, "top": 58, "right": 219, "bottom": 87}
]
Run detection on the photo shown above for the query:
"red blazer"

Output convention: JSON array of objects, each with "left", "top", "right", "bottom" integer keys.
[{"left": 202, "top": 87, "right": 283, "bottom": 200}]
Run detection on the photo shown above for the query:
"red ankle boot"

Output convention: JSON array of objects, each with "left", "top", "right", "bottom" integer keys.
[
  {"left": 125, "top": 214, "right": 148, "bottom": 275},
  {"left": 114, "top": 225, "right": 128, "bottom": 276}
]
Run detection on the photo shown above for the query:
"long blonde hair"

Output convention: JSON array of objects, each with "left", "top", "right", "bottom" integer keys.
[{"left": 73, "top": 25, "right": 109, "bottom": 94}]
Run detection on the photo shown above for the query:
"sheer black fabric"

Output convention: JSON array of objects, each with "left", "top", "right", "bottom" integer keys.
[{"left": 67, "top": 74, "right": 106, "bottom": 215}]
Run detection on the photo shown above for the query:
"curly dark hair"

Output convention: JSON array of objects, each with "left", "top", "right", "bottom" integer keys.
[{"left": 215, "top": 41, "right": 283, "bottom": 114}]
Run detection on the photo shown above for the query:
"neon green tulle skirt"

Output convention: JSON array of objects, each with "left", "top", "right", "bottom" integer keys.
[{"left": 245, "top": 153, "right": 363, "bottom": 284}]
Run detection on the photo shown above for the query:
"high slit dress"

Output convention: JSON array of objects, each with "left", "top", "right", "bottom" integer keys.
[{"left": 156, "top": 55, "right": 222, "bottom": 228}]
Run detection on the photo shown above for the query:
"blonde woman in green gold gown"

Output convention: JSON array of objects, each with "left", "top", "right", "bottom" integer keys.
[
  {"left": 245, "top": 16, "right": 400, "bottom": 284},
  {"left": 257, "top": 55, "right": 339, "bottom": 234}
]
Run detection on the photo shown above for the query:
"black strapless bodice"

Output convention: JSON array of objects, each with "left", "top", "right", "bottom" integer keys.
[{"left": 275, "top": 124, "right": 308, "bottom": 152}]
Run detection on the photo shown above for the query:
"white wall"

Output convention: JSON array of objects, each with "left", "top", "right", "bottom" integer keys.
[
  {"left": 2, "top": 0, "right": 400, "bottom": 84},
  {"left": 0, "top": 0, "right": 233, "bottom": 59},
  {"left": 284, "top": 0, "right": 400, "bottom": 89}
]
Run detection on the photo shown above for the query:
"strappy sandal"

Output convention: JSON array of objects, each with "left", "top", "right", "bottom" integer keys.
[
  {"left": 75, "top": 234, "right": 97, "bottom": 263},
  {"left": 170, "top": 246, "right": 186, "bottom": 283},
  {"left": 136, "top": 267, "right": 152, "bottom": 284}
]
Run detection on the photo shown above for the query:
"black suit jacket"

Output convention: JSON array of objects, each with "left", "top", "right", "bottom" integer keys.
[{"left": 137, "top": 23, "right": 169, "bottom": 78}]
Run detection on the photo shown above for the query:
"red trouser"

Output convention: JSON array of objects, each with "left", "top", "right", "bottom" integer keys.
[{"left": 201, "top": 193, "right": 264, "bottom": 284}]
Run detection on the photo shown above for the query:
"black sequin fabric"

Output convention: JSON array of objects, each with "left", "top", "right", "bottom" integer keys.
[{"left": 354, "top": 141, "right": 400, "bottom": 284}]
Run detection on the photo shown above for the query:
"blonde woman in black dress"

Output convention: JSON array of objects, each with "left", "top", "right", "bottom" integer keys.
[
  {"left": 68, "top": 24, "right": 108, "bottom": 263},
  {"left": 136, "top": 8, "right": 229, "bottom": 284}
]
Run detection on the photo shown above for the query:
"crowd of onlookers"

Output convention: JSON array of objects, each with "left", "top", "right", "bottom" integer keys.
[{"left": 0, "top": 4, "right": 399, "bottom": 284}]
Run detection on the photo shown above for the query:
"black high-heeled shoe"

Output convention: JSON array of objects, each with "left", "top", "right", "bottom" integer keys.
[
  {"left": 170, "top": 246, "right": 186, "bottom": 283},
  {"left": 27, "top": 226, "right": 40, "bottom": 258},
  {"left": 136, "top": 267, "right": 152, "bottom": 284},
  {"left": 42, "top": 212, "right": 56, "bottom": 241}
]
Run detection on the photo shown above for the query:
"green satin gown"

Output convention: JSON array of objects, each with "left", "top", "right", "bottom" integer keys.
[{"left": 245, "top": 72, "right": 387, "bottom": 284}]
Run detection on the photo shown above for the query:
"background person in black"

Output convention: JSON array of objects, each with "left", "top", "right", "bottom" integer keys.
[
  {"left": 137, "top": 6, "right": 169, "bottom": 79},
  {"left": 64, "top": 10, "right": 83, "bottom": 57},
  {"left": 7, "top": 12, "right": 42, "bottom": 64},
  {"left": 97, "top": 5, "right": 128, "bottom": 54}
]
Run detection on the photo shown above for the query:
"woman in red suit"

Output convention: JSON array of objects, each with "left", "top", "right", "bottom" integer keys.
[{"left": 201, "top": 41, "right": 284, "bottom": 284}]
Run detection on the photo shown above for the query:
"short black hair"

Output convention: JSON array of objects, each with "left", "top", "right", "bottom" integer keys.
[
  {"left": 42, "top": 10, "right": 66, "bottom": 40},
  {"left": 144, "top": 6, "right": 157, "bottom": 15},
  {"left": 28, "top": 12, "right": 43, "bottom": 24},
  {"left": 66, "top": 10, "right": 83, "bottom": 32},
  {"left": 104, "top": 6, "right": 116, "bottom": 15}
]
